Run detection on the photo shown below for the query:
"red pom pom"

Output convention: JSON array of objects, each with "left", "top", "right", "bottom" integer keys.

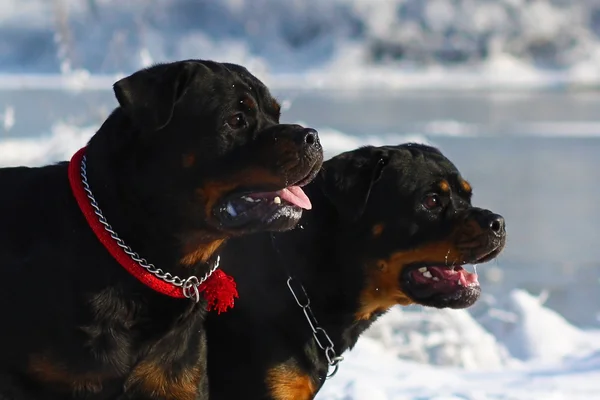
[{"left": 199, "top": 269, "right": 238, "bottom": 314}]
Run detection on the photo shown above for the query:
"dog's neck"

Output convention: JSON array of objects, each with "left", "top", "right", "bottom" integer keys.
[
  {"left": 207, "top": 181, "right": 385, "bottom": 395},
  {"left": 84, "top": 110, "right": 225, "bottom": 281},
  {"left": 277, "top": 183, "right": 383, "bottom": 360}
]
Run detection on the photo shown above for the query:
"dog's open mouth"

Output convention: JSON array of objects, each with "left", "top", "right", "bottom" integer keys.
[
  {"left": 408, "top": 264, "right": 479, "bottom": 290},
  {"left": 214, "top": 173, "right": 315, "bottom": 232},
  {"left": 400, "top": 247, "right": 501, "bottom": 309},
  {"left": 401, "top": 263, "right": 481, "bottom": 309}
]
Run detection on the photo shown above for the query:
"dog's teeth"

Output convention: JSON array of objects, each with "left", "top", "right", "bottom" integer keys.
[
  {"left": 418, "top": 267, "right": 428, "bottom": 272},
  {"left": 241, "top": 196, "right": 261, "bottom": 203},
  {"left": 457, "top": 280, "right": 463, "bottom": 286},
  {"left": 273, "top": 196, "right": 281, "bottom": 204},
  {"left": 433, "top": 277, "right": 440, "bottom": 281},
  {"left": 423, "top": 271, "right": 433, "bottom": 278},
  {"left": 226, "top": 202, "right": 237, "bottom": 217}
]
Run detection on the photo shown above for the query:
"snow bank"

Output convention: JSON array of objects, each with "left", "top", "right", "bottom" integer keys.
[
  {"left": 364, "top": 307, "right": 513, "bottom": 370},
  {"left": 478, "top": 290, "right": 600, "bottom": 364},
  {"left": 319, "top": 290, "right": 600, "bottom": 400}
]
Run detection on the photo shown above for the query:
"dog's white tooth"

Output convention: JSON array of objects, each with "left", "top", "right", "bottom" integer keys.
[
  {"left": 418, "top": 267, "right": 428, "bottom": 273},
  {"left": 273, "top": 196, "right": 281, "bottom": 204},
  {"left": 457, "top": 280, "right": 463, "bottom": 286},
  {"left": 226, "top": 202, "right": 237, "bottom": 217},
  {"left": 433, "top": 277, "right": 440, "bottom": 281},
  {"left": 423, "top": 271, "right": 433, "bottom": 278},
  {"left": 241, "top": 196, "right": 252, "bottom": 202}
]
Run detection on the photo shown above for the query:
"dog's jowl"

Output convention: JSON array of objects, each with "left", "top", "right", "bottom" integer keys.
[
  {"left": 206, "top": 143, "right": 506, "bottom": 400},
  {"left": 0, "top": 60, "right": 322, "bottom": 400}
]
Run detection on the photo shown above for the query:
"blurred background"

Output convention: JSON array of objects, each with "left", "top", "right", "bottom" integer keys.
[{"left": 1, "top": 1, "right": 599, "bottom": 398}]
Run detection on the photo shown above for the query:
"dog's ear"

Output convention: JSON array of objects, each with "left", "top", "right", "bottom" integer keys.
[
  {"left": 318, "top": 146, "right": 388, "bottom": 222},
  {"left": 113, "top": 62, "right": 197, "bottom": 132}
]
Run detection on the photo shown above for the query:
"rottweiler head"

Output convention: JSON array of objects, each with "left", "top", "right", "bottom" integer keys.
[
  {"left": 318, "top": 144, "right": 505, "bottom": 318},
  {"left": 111, "top": 60, "right": 323, "bottom": 237}
]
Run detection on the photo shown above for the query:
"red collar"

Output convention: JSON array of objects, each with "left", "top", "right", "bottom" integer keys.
[{"left": 68, "top": 147, "right": 237, "bottom": 313}]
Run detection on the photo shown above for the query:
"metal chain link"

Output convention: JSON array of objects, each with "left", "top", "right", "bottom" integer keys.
[
  {"left": 79, "top": 155, "right": 220, "bottom": 302},
  {"left": 286, "top": 277, "right": 344, "bottom": 379}
]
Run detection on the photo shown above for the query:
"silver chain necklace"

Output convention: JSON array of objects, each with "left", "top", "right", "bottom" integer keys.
[
  {"left": 286, "top": 277, "right": 344, "bottom": 379},
  {"left": 269, "top": 234, "right": 344, "bottom": 380},
  {"left": 79, "top": 155, "right": 220, "bottom": 303}
]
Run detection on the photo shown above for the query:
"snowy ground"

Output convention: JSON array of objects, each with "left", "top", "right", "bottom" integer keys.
[
  {"left": 1, "top": 121, "right": 599, "bottom": 400},
  {"left": 319, "top": 291, "right": 600, "bottom": 400}
]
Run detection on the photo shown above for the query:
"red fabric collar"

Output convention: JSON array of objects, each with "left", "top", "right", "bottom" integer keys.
[{"left": 68, "top": 147, "right": 237, "bottom": 313}]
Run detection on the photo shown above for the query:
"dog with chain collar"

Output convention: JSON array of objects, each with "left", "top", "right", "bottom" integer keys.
[{"left": 206, "top": 143, "right": 506, "bottom": 400}]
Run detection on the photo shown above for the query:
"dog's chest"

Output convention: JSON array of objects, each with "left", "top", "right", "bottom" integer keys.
[{"left": 79, "top": 290, "right": 208, "bottom": 399}]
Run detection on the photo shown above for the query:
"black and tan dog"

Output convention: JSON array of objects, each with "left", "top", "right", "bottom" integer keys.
[
  {"left": 206, "top": 143, "right": 506, "bottom": 400},
  {"left": 0, "top": 60, "right": 322, "bottom": 399}
]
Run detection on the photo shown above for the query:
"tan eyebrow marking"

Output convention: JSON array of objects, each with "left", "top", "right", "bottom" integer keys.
[
  {"left": 439, "top": 180, "right": 450, "bottom": 193},
  {"left": 460, "top": 179, "right": 472, "bottom": 194},
  {"left": 240, "top": 95, "right": 257, "bottom": 111}
]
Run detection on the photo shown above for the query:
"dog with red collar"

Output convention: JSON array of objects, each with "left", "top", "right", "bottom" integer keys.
[{"left": 0, "top": 60, "right": 322, "bottom": 399}]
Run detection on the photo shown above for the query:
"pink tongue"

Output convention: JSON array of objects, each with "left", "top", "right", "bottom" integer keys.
[
  {"left": 432, "top": 266, "right": 479, "bottom": 286},
  {"left": 276, "top": 186, "right": 312, "bottom": 210}
]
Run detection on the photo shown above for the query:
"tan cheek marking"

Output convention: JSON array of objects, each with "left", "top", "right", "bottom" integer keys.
[
  {"left": 180, "top": 239, "right": 225, "bottom": 266},
  {"left": 355, "top": 259, "right": 414, "bottom": 321},
  {"left": 266, "top": 364, "right": 316, "bottom": 400}
]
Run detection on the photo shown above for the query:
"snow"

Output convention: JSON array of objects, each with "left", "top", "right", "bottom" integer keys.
[
  {"left": 319, "top": 290, "right": 600, "bottom": 400},
  {"left": 479, "top": 291, "right": 600, "bottom": 364},
  {"left": 0, "top": 106, "right": 15, "bottom": 132},
  {"left": 4, "top": 0, "right": 600, "bottom": 90},
  {"left": 0, "top": 122, "right": 93, "bottom": 167},
  {"left": 320, "top": 347, "right": 600, "bottom": 400},
  {"left": 1, "top": 120, "right": 599, "bottom": 399}
]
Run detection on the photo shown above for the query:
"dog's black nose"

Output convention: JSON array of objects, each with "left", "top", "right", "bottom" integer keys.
[
  {"left": 302, "top": 128, "right": 319, "bottom": 146},
  {"left": 487, "top": 214, "right": 505, "bottom": 236}
]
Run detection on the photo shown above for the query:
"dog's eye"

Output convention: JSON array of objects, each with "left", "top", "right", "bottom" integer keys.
[
  {"left": 226, "top": 113, "right": 247, "bottom": 129},
  {"left": 423, "top": 194, "right": 441, "bottom": 210}
]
